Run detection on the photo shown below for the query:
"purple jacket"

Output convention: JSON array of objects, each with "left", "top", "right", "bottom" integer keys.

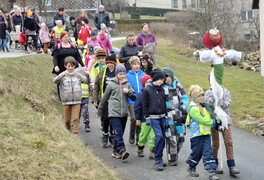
[
  {"left": 99, "top": 37, "right": 112, "bottom": 54},
  {"left": 136, "top": 33, "right": 156, "bottom": 49}
]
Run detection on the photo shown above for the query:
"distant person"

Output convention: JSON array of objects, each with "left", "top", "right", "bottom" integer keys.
[
  {"left": 0, "top": 10, "right": 9, "bottom": 52},
  {"left": 119, "top": 33, "right": 141, "bottom": 72},
  {"left": 53, "top": 56, "right": 90, "bottom": 136},
  {"left": 140, "top": 53, "right": 155, "bottom": 75},
  {"left": 136, "top": 23, "right": 157, "bottom": 65},
  {"left": 78, "top": 18, "right": 92, "bottom": 45},
  {"left": 50, "top": 20, "right": 64, "bottom": 45},
  {"left": 76, "top": 10, "right": 89, "bottom": 28},
  {"left": 53, "top": 7, "right": 65, "bottom": 26},
  {"left": 65, "top": 16, "right": 80, "bottom": 40},
  {"left": 98, "top": 30, "right": 112, "bottom": 54},
  {"left": 39, "top": 23, "right": 50, "bottom": 54},
  {"left": 94, "top": 5, "right": 110, "bottom": 30},
  {"left": 12, "top": 9, "right": 22, "bottom": 31},
  {"left": 63, "top": 10, "right": 70, "bottom": 25}
]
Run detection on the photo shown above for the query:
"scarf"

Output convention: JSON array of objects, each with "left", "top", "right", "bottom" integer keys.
[
  {"left": 57, "top": 12, "right": 63, "bottom": 17},
  {"left": 142, "top": 31, "right": 151, "bottom": 38}
]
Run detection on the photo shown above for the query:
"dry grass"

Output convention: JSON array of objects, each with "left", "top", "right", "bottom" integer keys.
[{"left": 0, "top": 55, "right": 122, "bottom": 179}]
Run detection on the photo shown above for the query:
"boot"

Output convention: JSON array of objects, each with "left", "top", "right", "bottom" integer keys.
[
  {"left": 168, "top": 154, "right": 178, "bottom": 166},
  {"left": 149, "top": 148, "right": 154, "bottom": 159},
  {"left": 187, "top": 166, "right": 199, "bottom": 177},
  {"left": 229, "top": 167, "right": 240, "bottom": 176},
  {"left": 112, "top": 148, "right": 121, "bottom": 159},
  {"left": 215, "top": 166, "right": 223, "bottom": 174},
  {"left": 137, "top": 146, "right": 144, "bottom": 157},
  {"left": 120, "top": 148, "right": 129, "bottom": 160},
  {"left": 227, "top": 159, "right": 240, "bottom": 176},
  {"left": 6, "top": 47, "right": 10, "bottom": 52},
  {"left": 85, "top": 122, "right": 90, "bottom": 132},
  {"left": 2, "top": 47, "right": 5, "bottom": 52},
  {"left": 101, "top": 133, "right": 109, "bottom": 148},
  {"left": 208, "top": 169, "right": 219, "bottom": 180},
  {"left": 155, "top": 160, "right": 163, "bottom": 171},
  {"left": 109, "top": 135, "right": 115, "bottom": 147},
  {"left": 129, "top": 133, "right": 135, "bottom": 144}
]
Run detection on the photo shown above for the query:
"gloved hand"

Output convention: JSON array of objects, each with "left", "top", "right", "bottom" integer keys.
[
  {"left": 213, "top": 120, "right": 222, "bottom": 130},
  {"left": 146, "top": 117, "right": 151, "bottom": 126}
]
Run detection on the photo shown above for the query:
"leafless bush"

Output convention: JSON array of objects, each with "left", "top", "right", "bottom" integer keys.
[
  {"left": 164, "top": 11, "right": 194, "bottom": 22},
  {"left": 121, "top": 11, "right": 129, "bottom": 20}
]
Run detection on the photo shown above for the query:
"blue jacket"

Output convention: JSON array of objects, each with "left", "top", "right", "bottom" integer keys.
[
  {"left": 134, "top": 90, "right": 145, "bottom": 122},
  {"left": 126, "top": 69, "right": 146, "bottom": 104}
]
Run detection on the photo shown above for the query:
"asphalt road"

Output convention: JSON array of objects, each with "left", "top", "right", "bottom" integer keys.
[{"left": 79, "top": 103, "right": 264, "bottom": 180}]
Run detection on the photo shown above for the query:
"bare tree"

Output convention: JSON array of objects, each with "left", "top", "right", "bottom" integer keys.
[{"left": 103, "top": 0, "right": 127, "bottom": 19}]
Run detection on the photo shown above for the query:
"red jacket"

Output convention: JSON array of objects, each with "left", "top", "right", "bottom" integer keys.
[{"left": 78, "top": 25, "right": 92, "bottom": 44}]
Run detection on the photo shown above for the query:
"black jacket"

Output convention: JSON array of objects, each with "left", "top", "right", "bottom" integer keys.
[
  {"left": 142, "top": 83, "right": 167, "bottom": 118},
  {"left": 0, "top": 16, "right": 7, "bottom": 39},
  {"left": 53, "top": 13, "right": 65, "bottom": 26},
  {"left": 119, "top": 42, "right": 141, "bottom": 71},
  {"left": 94, "top": 11, "right": 110, "bottom": 30}
]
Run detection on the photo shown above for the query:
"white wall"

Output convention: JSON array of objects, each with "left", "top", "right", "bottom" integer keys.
[
  {"left": 259, "top": 0, "right": 264, "bottom": 77},
  {"left": 127, "top": 0, "right": 172, "bottom": 9}
]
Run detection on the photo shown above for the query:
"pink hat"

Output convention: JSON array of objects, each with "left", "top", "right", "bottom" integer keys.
[
  {"left": 100, "top": 31, "right": 105, "bottom": 36},
  {"left": 4, "top": 9, "right": 9, "bottom": 14}
]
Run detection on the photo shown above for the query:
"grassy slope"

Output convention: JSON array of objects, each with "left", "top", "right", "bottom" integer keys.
[
  {"left": 113, "top": 39, "right": 264, "bottom": 134},
  {"left": 0, "top": 55, "right": 121, "bottom": 179}
]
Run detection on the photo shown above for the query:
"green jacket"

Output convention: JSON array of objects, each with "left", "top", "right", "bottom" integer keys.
[{"left": 97, "top": 79, "right": 136, "bottom": 118}]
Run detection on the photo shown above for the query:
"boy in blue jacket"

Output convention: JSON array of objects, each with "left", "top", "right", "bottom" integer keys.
[{"left": 126, "top": 56, "right": 146, "bottom": 144}]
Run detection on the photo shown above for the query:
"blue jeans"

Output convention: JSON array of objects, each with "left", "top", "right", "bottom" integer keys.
[
  {"left": 151, "top": 117, "right": 166, "bottom": 161},
  {"left": 186, "top": 135, "right": 217, "bottom": 170},
  {"left": 111, "top": 117, "right": 127, "bottom": 152},
  {"left": 0, "top": 38, "right": 8, "bottom": 49}
]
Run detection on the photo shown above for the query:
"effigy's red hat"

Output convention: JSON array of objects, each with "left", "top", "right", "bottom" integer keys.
[{"left": 203, "top": 29, "right": 223, "bottom": 48}]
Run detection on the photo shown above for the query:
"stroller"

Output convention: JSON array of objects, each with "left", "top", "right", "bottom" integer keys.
[{"left": 9, "top": 25, "right": 24, "bottom": 52}]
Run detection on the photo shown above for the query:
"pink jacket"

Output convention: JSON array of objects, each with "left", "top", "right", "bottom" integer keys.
[
  {"left": 99, "top": 37, "right": 112, "bottom": 54},
  {"left": 39, "top": 28, "right": 50, "bottom": 43}
]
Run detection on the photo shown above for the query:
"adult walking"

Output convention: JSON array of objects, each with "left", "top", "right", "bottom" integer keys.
[
  {"left": 53, "top": 7, "right": 65, "bottom": 26},
  {"left": 94, "top": 5, "right": 110, "bottom": 30},
  {"left": 76, "top": 10, "right": 89, "bottom": 28},
  {"left": 12, "top": 9, "right": 22, "bottom": 31},
  {"left": 0, "top": 10, "right": 9, "bottom": 52},
  {"left": 119, "top": 33, "right": 141, "bottom": 72},
  {"left": 136, "top": 23, "right": 157, "bottom": 65},
  {"left": 65, "top": 16, "right": 80, "bottom": 40}
]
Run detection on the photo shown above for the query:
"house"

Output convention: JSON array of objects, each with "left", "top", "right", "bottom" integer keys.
[{"left": 252, "top": 0, "right": 263, "bottom": 77}]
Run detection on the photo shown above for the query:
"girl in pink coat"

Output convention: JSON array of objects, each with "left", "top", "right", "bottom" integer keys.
[
  {"left": 39, "top": 23, "right": 50, "bottom": 54},
  {"left": 99, "top": 31, "right": 112, "bottom": 54}
]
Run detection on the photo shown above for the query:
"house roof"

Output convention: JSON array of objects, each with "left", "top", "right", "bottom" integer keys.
[{"left": 252, "top": 0, "right": 259, "bottom": 9}]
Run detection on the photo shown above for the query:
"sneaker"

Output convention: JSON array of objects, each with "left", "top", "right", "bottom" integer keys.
[
  {"left": 36, "top": 49, "right": 42, "bottom": 53},
  {"left": 187, "top": 166, "right": 199, "bottom": 177},
  {"left": 155, "top": 160, "right": 163, "bottom": 171},
  {"left": 149, "top": 149, "right": 154, "bottom": 159},
  {"left": 85, "top": 122, "right": 90, "bottom": 132},
  {"left": 209, "top": 174, "right": 219, "bottom": 180},
  {"left": 6, "top": 48, "right": 10, "bottom": 52},
  {"left": 120, "top": 149, "right": 129, "bottom": 160},
  {"left": 101, "top": 135, "right": 108, "bottom": 148},
  {"left": 137, "top": 149, "right": 144, "bottom": 157},
  {"left": 229, "top": 167, "right": 240, "bottom": 176},
  {"left": 129, "top": 134, "right": 135, "bottom": 144},
  {"left": 25, "top": 50, "right": 30, "bottom": 54},
  {"left": 168, "top": 160, "right": 177, "bottom": 166},
  {"left": 112, "top": 149, "right": 121, "bottom": 159},
  {"left": 215, "top": 166, "right": 223, "bottom": 174},
  {"left": 109, "top": 135, "right": 115, "bottom": 147},
  {"left": 74, "top": 132, "right": 79, "bottom": 137}
]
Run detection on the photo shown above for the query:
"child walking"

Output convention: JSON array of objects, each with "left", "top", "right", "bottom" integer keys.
[
  {"left": 90, "top": 48, "right": 106, "bottom": 88},
  {"left": 39, "top": 23, "right": 50, "bottom": 54},
  {"left": 186, "top": 85, "right": 221, "bottom": 180},
  {"left": 205, "top": 86, "right": 240, "bottom": 176},
  {"left": 97, "top": 64, "right": 136, "bottom": 160},
  {"left": 50, "top": 20, "right": 64, "bottom": 45},
  {"left": 135, "top": 75, "right": 155, "bottom": 159},
  {"left": 53, "top": 56, "right": 90, "bottom": 136},
  {"left": 162, "top": 66, "right": 189, "bottom": 166},
  {"left": 142, "top": 69, "right": 167, "bottom": 171}
]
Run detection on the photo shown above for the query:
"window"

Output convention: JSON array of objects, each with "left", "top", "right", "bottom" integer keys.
[
  {"left": 45, "top": 0, "right": 52, "bottom": 7},
  {"left": 182, "top": 0, "right": 187, "bottom": 8},
  {"left": 242, "top": 10, "right": 253, "bottom": 21},
  {"left": 173, "top": 0, "right": 178, "bottom": 8},
  {"left": 191, "top": 0, "right": 196, "bottom": 8}
]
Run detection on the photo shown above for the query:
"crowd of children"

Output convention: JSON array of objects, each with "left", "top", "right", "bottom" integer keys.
[{"left": 50, "top": 22, "right": 240, "bottom": 179}]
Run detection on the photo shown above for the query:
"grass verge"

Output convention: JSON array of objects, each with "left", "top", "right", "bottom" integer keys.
[
  {"left": 113, "top": 39, "right": 264, "bottom": 135},
  {"left": 0, "top": 55, "right": 121, "bottom": 179}
]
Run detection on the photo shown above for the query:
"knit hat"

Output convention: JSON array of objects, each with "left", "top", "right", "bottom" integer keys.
[
  {"left": 101, "top": 23, "right": 106, "bottom": 29},
  {"left": 99, "top": 31, "right": 105, "bottom": 36},
  {"left": 106, "top": 51, "right": 117, "bottom": 64},
  {"left": 82, "top": 18, "right": 89, "bottom": 24},
  {"left": 56, "top": 20, "right": 62, "bottom": 25},
  {"left": 188, "top": 85, "right": 204, "bottom": 101},
  {"left": 115, "top": 64, "right": 126, "bottom": 76},
  {"left": 96, "top": 48, "right": 106, "bottom": 58},
  {"left": 3, "top": 9, "right": 8, "bottom": 14},
  {"left": 31, "top": 8, "right": 36, "bottom": 12},
  {"left": 93, "top": 46, "right": 100, "bottom": 54},
  {"left": 112, "top": 47, "right": 120, "bottom": 54},
  {"left": 141, "top": 75, "right": 152, "bottom": 87},
  {"left": 91, "top": 30, "right": 96, "bottom": 36},
  {"left": 203, "top": 28, "right": 223, "bottom": 48},
  {"left": 70, "top": 16, "right": 75, "bottom": 21},
  {"left": 77, "top": 39, "right": 84, "bottom": 46},
  {"left": 150, "top": 69, "right": 166, "bottom": 82},
  {"left": 68, "top": 30, "right": 74, "bottom": 35},
  {"left": 129, "top": 56, "right": 140, "bottom": 66},
  {"left": 162, "top": 66, "right": 174, "bottom": 80},
  {"left": 58, "top": 7, "right": 64, "bottom": 11}
]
